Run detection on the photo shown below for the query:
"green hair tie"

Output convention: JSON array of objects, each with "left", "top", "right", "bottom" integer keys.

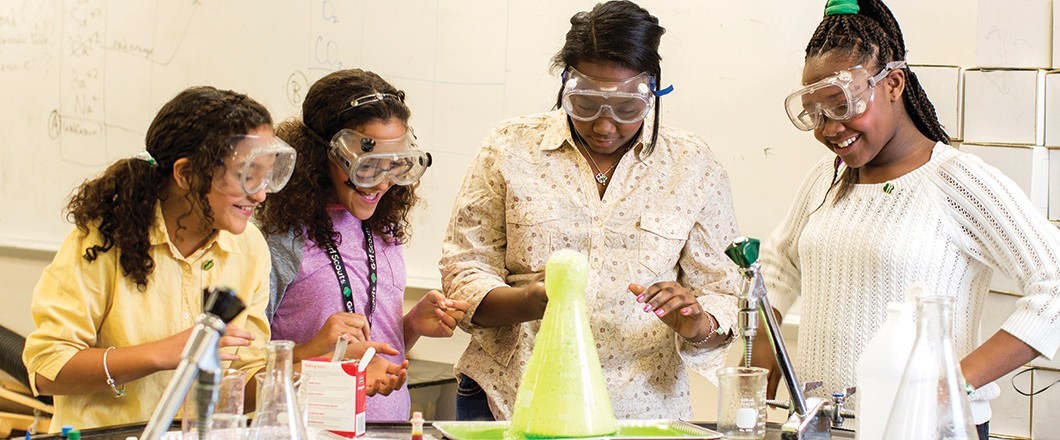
[{"left": 825, "top": 0, "right": 859, "bottom": 15}]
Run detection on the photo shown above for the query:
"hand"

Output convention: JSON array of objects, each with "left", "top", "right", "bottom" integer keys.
[
  {"left": 523, "top": 273, "right": 548, "bottom": 320},
  {"left": 364, "top": 356, "right": 409, "bottom": 397},
  {"left": 629, "top": 282, "right": 708, "bottom": 341},
  {"left": 405, "top": 290, "right": 470, "bottom": 339},
  {"left": 294, "top": 312, "right": 371, "bottom": 363},
  {"left": 151, "top": 323, "right": 256, "bottom": 369}
]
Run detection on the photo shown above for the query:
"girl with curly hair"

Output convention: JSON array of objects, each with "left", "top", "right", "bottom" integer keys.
[
  {"left": 257, "top": 69, "right": 468, "bottom": 422},
  {"left": 23, "top": 86, "right": 296, "bottom": 430}
]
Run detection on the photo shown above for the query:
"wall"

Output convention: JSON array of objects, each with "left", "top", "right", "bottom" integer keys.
[{"left": 5, "top": 0, "right": 1057, "bottom": 433}]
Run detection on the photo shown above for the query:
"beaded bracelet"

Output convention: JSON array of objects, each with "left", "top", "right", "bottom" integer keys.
[
  {"left": 685, "top": 315, "right": 728, "bottom": 347},
  {"left": 103, "top": 346, "right": 126, "bottom": 398}
]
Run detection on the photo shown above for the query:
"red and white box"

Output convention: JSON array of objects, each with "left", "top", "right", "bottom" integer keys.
[{"left": 302, "top": 357, "right": 366, "bottom": 437}]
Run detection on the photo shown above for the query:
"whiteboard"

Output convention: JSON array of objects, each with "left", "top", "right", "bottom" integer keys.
[{"left": 0, "top": 0, "right": 979, "bottom": 289}]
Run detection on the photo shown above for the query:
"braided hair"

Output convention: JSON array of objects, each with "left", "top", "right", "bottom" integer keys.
[
  {"left": 551, "top": 0, "right": 666, "bottom": 157},
  {"left": 67, "top": 86, "right": 272, "bottom": 289},
  {"left": 807, "top": 0, "right": 949, "bottom": 202},
  {"left": 258, "top": 69, "right": 419, "bottom": 249}
]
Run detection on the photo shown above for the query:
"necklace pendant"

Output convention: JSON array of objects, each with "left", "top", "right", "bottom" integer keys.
[{"left": 595, "top": 173, "right": 608, "bottom": 184}]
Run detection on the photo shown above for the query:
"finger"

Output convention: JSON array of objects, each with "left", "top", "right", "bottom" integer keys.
[
  {"left": 628, "top": 283, "right": 645, "bottom": 295},
  {"left": 449, "top": 300, "right": 470, "bottom": 312},
  {"left": 368, "top": 341, "right": 400, "bottom": 356},
  {"left": 219, "top": 353, "right": 241, "bottom": 362},
  {"left": 445, "top": 308, "right": 465, "bottom": 322},
  {"left": 223, "top": 325, "right": 254, "bottom": 341},
  {"left": 425, "top": 290, "right": 446, "bottom": 306},
  {"left": 217, "top": 335, "right": 252, "bottom": 348},
  {"left": 667, "top": 295, "right": 700, "bottom": 319},
  {"left": 435, "top": 309, "right": 457, "bottom": 328}
]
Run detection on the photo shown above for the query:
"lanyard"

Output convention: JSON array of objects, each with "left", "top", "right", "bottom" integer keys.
[{"left": 324, "top": 221, "right": 377, "bottom": 325}]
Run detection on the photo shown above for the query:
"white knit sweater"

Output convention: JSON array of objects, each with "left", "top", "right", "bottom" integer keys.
[{"left": 762, "top": 142, "right": 1060, "bottom": 399}]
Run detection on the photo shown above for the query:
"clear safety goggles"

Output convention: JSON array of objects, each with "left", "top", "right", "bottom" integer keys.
[
  {"left": 329, "top": 127, "right": 432, "bottom": 188},
  {"left": 215, "top": 135, "right": 297, "bottom": 196},
  {"left": 561, "top": 66, "right": 655, "bottom": 124},
  {"left": 784, "top": 61, "right": 906, "bottom": 131}
]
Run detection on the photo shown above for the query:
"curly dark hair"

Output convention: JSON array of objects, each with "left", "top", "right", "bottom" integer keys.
[
  {"left": 257, "top": 69, "right": 420, "bottom": 249},
  {"left": 66, "top": 86, "right": 272, "bottom": 289},
  {"left": 550, "top": 0, "right": 666, "bottom": 156},
  {"left": 807, "top": 0, "right": 949, "bottom": 203}
]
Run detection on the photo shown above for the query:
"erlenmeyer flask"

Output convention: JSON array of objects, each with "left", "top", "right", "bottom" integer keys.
[
  {"left": 248, "top": 340, "right": 308, "bottom": 440},
  {"left": 882, "top": 295, "right": 977, "bottom": 439},
  {"left": 509, "top": 249, "right": 617, "bottom": 438}
]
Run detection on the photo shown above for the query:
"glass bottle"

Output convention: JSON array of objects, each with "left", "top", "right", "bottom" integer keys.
[
  {"left": 509, "top": 249, "right": 617, "bottom": 438},
  {"left": 248, "top": 340, "right": 308, "bottom": 440},
  {"left": 882, "top": 295, "right": 977, "bottom": 439},
  {"left": 855, "top": 301, "right": 915, "bottom": 440}
]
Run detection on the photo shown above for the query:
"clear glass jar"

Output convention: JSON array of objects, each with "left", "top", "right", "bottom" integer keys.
[
  {"left": 882, "top": 295, "right": 977, "bottom": 439},
  {"left": 248, "top": 340, "right": 308, "bottom": 440}
]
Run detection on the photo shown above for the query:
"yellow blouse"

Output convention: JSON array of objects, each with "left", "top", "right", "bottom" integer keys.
[{"left": 23, "top": 203, "right": 271, "bottom": 431}]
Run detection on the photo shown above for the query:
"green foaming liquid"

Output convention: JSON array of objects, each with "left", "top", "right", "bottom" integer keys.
[{"left": 508, "top": 249, "right": 617, "bottom": 438}]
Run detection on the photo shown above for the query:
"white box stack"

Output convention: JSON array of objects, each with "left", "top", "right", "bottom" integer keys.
[
  {"left": 958, "top": 143, "right": 1049, "bottom": 216},
  {"left": 909, "top": 64, "right": 963, "bottom": 140},
  {"left": 976, "top": 0, "right": 1052, "bottom": 68},
  {"left": 962, "top": 69, "right": 1047, "bottom": 146}
]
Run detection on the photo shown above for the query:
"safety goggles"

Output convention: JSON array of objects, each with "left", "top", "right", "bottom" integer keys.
[
  {"left": 215, "top": 135, "right": 297, "bottom": 196},
  {"left": 329, "top": 127, "right": 432, "bottom": 188},
  {"left": 561, "top": 66, "right": 655, "bottom": 124},
  {"left": 784, "top": 61, "right": 907, "bottom": 131}
]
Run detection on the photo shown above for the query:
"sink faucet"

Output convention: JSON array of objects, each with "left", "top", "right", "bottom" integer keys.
[
  {"left": 724, "top": 237, "right": 852, "bottom": 439},
  {"left": 140, "top": 287, "right": 247, "bottom": 440}
]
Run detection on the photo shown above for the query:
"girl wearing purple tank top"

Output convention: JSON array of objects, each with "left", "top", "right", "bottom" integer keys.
[{"left": 257, "top": 69, "right": 468, "bottom": 422}]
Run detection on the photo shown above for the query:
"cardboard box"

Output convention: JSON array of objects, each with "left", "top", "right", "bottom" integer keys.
[
  {"left": 959, "top": 143, "right": 1049, "bottom": 215},
  {"left": 909, "top": 64, "right": 963, "bottom": 141},
  {"left": 1054, "top": 1, "right": 1060, "bottom": 69},
  {"left": 303, "top": 358, "right": 367, "bottom": 437},
  {"left": 1045, "top": 71, "right": 1060, "bottom": 147},
  {"left": 977, "top": 0, "right": 1051, "bottom": 68},
  {"left": 962, "top": 69, "right": 1046, "bottom": 145},
  {"left": 1051, "top": 148, "right": 1060, "bottom": 220}
]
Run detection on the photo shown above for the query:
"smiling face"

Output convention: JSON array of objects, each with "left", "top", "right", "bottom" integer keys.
[
  {"left": 567, "top": 61, "right": 646, "bottom": 155},
  {"left": 205, "top": 124, "right": 274, "bottom": 234},
  {"left": 328, "top": 118, "right": 407, "bottom": 220},
  {"left": 803, "top": 51, "right": 902, "bottom": 170}
]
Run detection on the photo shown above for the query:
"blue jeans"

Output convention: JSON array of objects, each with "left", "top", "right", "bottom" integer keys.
[
  {"left": 456, "top": 375, "right": 495, "bottom": 421},
  {"left": 976, "top": 421, "right": 989, "bottom": 440}
]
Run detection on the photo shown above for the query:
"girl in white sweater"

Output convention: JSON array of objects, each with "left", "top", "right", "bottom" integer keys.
[{"left": 757, "top": 0, "right": 1060, "bottom": 437}]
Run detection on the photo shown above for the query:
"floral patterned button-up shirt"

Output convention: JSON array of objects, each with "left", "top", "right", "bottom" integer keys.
[{"left": 439, "top": 110, "right": 741, "bottom": 419}]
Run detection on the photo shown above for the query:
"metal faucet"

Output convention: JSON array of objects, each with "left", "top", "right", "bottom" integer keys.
[
  {"left": 140, "top": 288, "right": 246, "bottom": 440},
  {"left": 724, "top": 237, "right": 853, "bottom": 439}
]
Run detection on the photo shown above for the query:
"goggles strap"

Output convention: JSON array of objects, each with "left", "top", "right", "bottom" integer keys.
[{"left": 654, "top": 84, "right": 674, "bottom": 97}]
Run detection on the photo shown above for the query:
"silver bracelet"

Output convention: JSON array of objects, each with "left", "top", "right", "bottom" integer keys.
[
  {"left": 685, "top": 315, "right": 727, "bottom": 347},
  {"left": 103, "top": 346, "right": 126, "bottom": 398}
]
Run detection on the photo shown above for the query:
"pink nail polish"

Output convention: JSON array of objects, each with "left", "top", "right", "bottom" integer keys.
[
  {"left": 680, "top": 307, "right": 690, "bottom": 315},
  {"left": 643, "top": 304, "right": 651, "bottom": 312},
  {"left": 636, "top": 295, "right": 645, "bottom": 303},
  {"left": 655, "top": 309, "right": 665, "bottom": 317}
]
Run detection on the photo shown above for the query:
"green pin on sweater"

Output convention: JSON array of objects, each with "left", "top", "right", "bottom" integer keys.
[{"left": 825, "top": 0, "right": 859, "bottom": 16}]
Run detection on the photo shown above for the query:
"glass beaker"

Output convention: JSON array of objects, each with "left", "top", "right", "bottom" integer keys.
[
  {"left": 716, "top": 366, "right": 767, "bottom": 439},
  {"left": 255, "top": 371, "right": 308, "bottom": 426},
  {"left": 882, "top": 295, "right": 977, "bottom": 439},
  {"left": 181, "top": 368, "right": 248, "bottom": 440},
  {"left": 248, "top": 340, "right": 309, "bottom": 440}
]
